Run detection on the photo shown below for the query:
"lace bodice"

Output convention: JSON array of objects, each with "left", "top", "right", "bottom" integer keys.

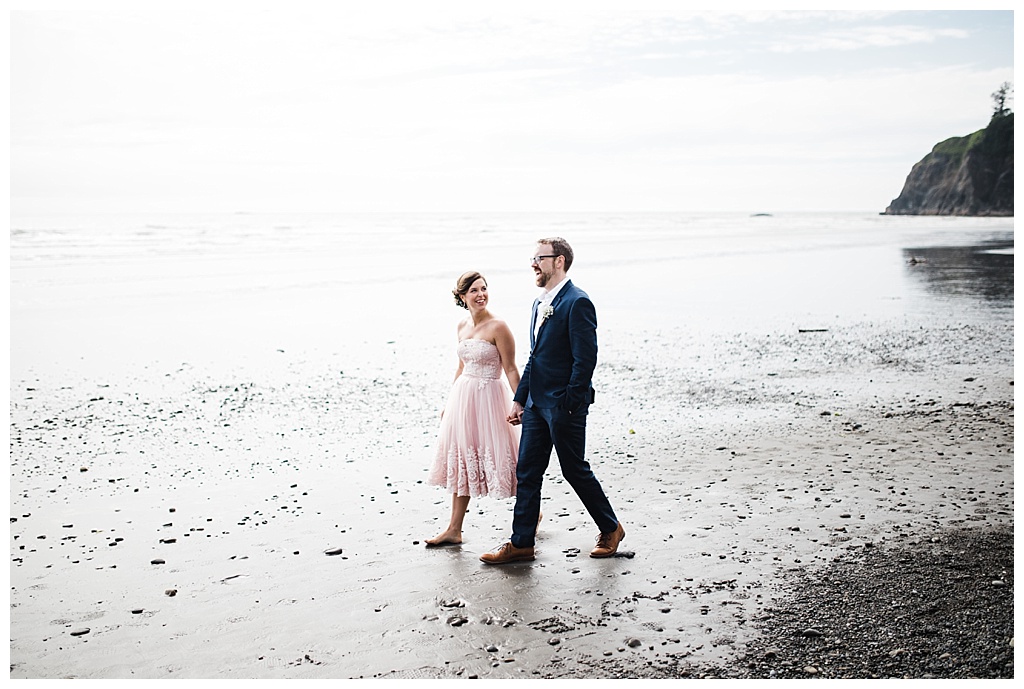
[{"left": 458, "top": 339, "right": 502, "bottom": 380}]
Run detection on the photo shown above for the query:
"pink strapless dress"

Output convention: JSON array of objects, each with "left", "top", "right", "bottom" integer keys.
[{"left": 428, "top": 339, "right": 520, "bottom": 499}]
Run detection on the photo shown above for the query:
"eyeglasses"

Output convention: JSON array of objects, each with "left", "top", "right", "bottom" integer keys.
[{"left": 530, "top": 254, "right": 558, "bottom": 265}]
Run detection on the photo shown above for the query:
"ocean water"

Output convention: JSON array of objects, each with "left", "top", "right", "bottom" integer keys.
[{"left": 10, "top": 212, "right": 1014, "bottom": 376}]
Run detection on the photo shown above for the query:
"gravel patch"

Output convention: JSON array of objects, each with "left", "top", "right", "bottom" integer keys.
[{"left": 539, "top": 526, "right": 1014, "bottom": 679}]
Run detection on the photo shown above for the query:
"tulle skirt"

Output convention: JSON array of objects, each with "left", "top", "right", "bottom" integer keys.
[{"left": 428, "top": 374, "right": 520, "bottom": 499}]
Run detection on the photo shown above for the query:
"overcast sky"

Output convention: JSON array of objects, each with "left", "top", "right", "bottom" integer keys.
[{"left": 9, "top": 4, "right": 1015, "bottom": 215}]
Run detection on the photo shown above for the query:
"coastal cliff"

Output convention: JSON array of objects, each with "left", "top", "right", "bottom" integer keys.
[{"left": 884, "top": 113, "right": 1013, "bottom": 216}]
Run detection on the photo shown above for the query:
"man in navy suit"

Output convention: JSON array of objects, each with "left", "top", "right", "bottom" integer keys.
[{"left": 481, "top": 237, "right": 624, "bottom": 564}]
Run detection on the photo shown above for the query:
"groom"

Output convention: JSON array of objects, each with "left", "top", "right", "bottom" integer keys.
[{"left": 481, "top": 237, "right": 624, "bottom": 565}]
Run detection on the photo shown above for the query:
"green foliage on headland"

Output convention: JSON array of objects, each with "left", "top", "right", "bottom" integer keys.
[
  {"left": 931, "top": 129, "right": 986, "bottom": 162},
  {"left": 931, "top": 112, "right": 1013, "bottom": 164}
]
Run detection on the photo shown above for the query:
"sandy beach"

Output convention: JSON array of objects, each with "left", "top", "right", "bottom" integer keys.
[{"left": 8, "top": 214, "right": 1014, "bottom": 679}]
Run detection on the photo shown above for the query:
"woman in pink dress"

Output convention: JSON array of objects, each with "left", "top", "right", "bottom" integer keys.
[{"left": 425, "top": 271, "right": 521, "bottom": 546}]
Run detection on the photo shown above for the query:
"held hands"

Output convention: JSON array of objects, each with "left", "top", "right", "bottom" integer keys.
[{"left": 507, "top": 401, "right": 524, "bottom": 426}]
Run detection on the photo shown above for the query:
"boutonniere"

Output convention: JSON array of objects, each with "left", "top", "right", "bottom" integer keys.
[{"left": 539, "top": 305, "right": 555, "bottom": 323}]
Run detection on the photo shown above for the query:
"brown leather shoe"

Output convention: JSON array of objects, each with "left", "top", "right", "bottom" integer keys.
[
  {"left": 590, "top": 522, "right": 625, "bottom": 558},
  {"left": 480, "top": 542, "right": 535, "bottom": 565}
]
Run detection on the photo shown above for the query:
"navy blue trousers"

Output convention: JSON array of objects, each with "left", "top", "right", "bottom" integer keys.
[{"left": 510, "top": 405, "right": 618, "bottom": 548}]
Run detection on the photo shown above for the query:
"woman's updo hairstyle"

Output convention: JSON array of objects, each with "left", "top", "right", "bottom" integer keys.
[{"left": 452, "top": 271, "right": 486, "bottom": 309}]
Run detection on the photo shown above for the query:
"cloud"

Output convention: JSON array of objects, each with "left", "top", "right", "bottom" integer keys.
[
  {"left": 765, "top": 25, "right": 970, "bottom": 54},
  {"left": 10, "top": 8, "right": 1013, "bottom": 213}
]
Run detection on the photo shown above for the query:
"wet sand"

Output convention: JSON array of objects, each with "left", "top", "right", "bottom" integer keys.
[{"left": 9, "top": 312, "right": 1013, "bottom": 678}]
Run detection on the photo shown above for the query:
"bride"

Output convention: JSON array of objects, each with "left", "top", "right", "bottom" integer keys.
[{"left": 425, "top": 271, "right": 521, "bottom": 546}]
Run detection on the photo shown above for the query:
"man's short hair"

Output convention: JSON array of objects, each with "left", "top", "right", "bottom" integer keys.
[{"left": 538, "top": 237, "right": 573, "bottom": 271}]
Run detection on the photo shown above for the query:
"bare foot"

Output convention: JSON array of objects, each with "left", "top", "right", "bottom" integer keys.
[{"left": 425, "top": 530, "right": 463, "bottom": 547}]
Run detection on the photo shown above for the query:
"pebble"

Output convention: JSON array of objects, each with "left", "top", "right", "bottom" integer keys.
[
  {"left": 324, "top": 547, "right": 344, "bottom": 556},
  {"left": 803, "top": 666, "right": 818, "bottom": 674},
  {"left": 150, "top": 558, "right": 165, "bottom": 565},
  {"left": 70, "top": 628, "right": 90, "bottom": 636},
  {"left": 627, "top": 637, "right": 643, "bottom": 648},
  {"left": 131, "top": 608, "right": 144, "bottom": 614},
  {"left": 165, "top": 589, "right": 177, "bottom": 597},
  {"left": 548, "top": 638, "right": 560, "bottom": 646},
  {"left": 801, "top": 628, "right": 823, "bottom": 638}
]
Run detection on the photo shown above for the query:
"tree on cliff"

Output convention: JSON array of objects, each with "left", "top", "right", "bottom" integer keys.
[{"left": 991, "top": 82, "right": 1013, "bottom": 120}]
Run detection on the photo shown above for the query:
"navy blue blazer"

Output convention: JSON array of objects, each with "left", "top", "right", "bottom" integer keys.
[{"left": 514, "top": 280, "right": 597, "bottom": 414}]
